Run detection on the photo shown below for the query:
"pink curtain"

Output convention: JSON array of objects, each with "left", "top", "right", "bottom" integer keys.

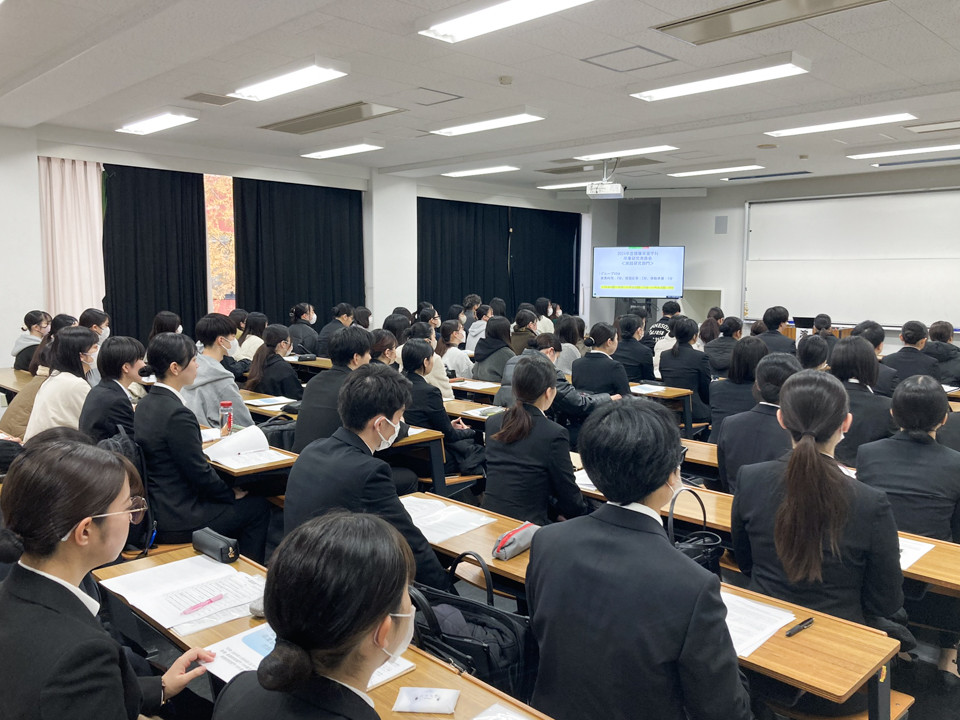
[{"left": 38, "top": 157, "right": 105, "bottom": 314}]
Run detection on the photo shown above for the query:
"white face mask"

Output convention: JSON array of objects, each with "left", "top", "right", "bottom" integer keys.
[
  {"left": 380, "top": 611, "right": 414, "bottom": 663},
  {"left": 376, "top": 416, "right": 401, "bottom": 451},
  {"left": 176, "top": 325, "right": 183, "bottom": 334},
  {"left": 226, "top": 338, "right": 240, "bottom": 357},
  {"left": 99, "top": 326, "right": 110, "bottom": 341},
  {"left": 555, "top": 310, "right": 562, "bottom": 318},
  {"left": 546, "top": 306, "right": 553, "bottom": 317},
  {"left": 308, "top": 313, "right": 317, "bottom": 325}
]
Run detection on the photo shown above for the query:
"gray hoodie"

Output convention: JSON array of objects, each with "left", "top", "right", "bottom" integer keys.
[
  {"left": 465, "top": 319, "right": 487, "bottom": 353},
  {"left": 183, "top": 353, "right": 254, "bottom": 429},
  {"left": 10, "top": 332, "right": 40, "bottom": 358}
]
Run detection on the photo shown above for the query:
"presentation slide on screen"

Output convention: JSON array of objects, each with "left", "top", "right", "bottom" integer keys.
[{"left": 593, "top": 246, "right": 685, "bottom": 299}]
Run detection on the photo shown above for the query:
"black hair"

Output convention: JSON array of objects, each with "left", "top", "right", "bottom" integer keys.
[
  {"left": 416, "top": 301, "right": 434, "bottom": 315},
  {"left": 754, "top": 352, "right": 802, "bottom": 404},
  {"left": 338, "top": 363, "right": 412, "bottom": 432},
  {"left": 370, "top": 329, "right": 398, "bottom": 363},
  {"left": 257, "top": 512, "right": 415, "bottom": 692},
  {"left": 629, "top": 305, "right": 650, "bottom": 321},
  {"left": 901, "top": 320, "right": 928, "bottom": 346},
  {"left": 353, "top": 307, "right": 372, "bottom": 329},
  {"left": 437, "top": 319, "right": 462, "bottom": 358},
  {"left": 750, "top": 320, "right": 767, "bottom": 336},
  {"left": 618, "top": 314, "right": 644, "bottom": 339},
  {"left": 486, "top": 316, "right": 512, "bottom": 345},
  {"left": 662, "top": 300, "right": 681, "bottom": 315},
  {"left": 403, "top": 322, "right": 434, "bottom": 345},
  {"left": 579, "top": 399, "right": 681, "bottom": 504},
  {"left": 517, "top": 302, "right": 536, "bottom": 315},
  {"left": 489, "top": 297, "right": 507, "bottom": 317},
  {"left": 392, "top": 306, "right": 414, "bottom": 322},
  {"left": 892, "top": 375, "right": 949, "bottom": 440},
  {"left": 698, "top": 318, "right": 720, "bottom": 345},
  {"left": 670, "top": 317, "right": 698, "bottom": 356},
  {"left": 534, "top": 297, "right": 551, "bottom": 318},
  {"left": 534, "top": 332, "right": 561, "bottom": 353},
  {"left": 463, "top": 294, "right": 481, "bottom": 310},
  {"left": 850, "top": 320, "right": 885, "bottom": 349},
  {"left": 332, "top": 303, "right": 354, "bottom": 320},
  {"left": 583, "top": 322, "right": 617, "bottom": 350},
  {"left": 445, "top": 304, "right": 464, "bottom": 322},
  {"left": 382, "top": 314, "right": 411, "bottom": 341},
  {"left": 728, "top": 336, "right": 768, "bottom": 385},
  {"left": 78, "top": 308, "right": 109, "bottom": 329},
  {"left": 797, "top": 334, "right": 829, "bottom": 370},
  {"left": 246, "top": 325, "right": 291, "bottom": 392},
  {"left": 762, "top": 306, "right": 789, "bottom": 329},
  {"left": 707, "top": 307, "right": 724, "bottom": 322},
  {"left": 24, "top": 426, "right": 94, "bottom": 448},
  {"left": 238, "top": 312, "right": 268, "bottom": 347},
  {"left": 417, "top": 307, "right": 439, "bottom": 324},
  {"left": 329, "top": 326, "right": 373, "bottom": 367},
  {"left": 31, "top": 313, "right": 77, "bottom": 375},
  {"left": 475, "top": 304, "right": 491, "bottom": 320},
  {"left": 143, "top": 332, "right": 197, "bottom": 381},
  {"left": 829, "top": 336, "right": 878, "bottom": 386},
  {"left": 492, "top": 355, "right": 556, "bottom": 445},
  {"left": 195, "top": 313, "right": 237, "bottom": 347},
  {"left": 228, "top": 308, "right": 248, "bottom": 330},
  {"left": 149, "top": 311, "right": 180, "bottom": 342},
  {"left": 97, "top": 336, "right": 145, "bottom": 381},
  {"left": 513, "top": 309, "right": 537, "bottom": 332},
  {"left": 554, "top": 315, "right": 582, "bottom": 346},
  {"left": 52, "top": 327, "right": 99, "bottom": 377},
  {"left": 814, "top": 313, "right": 832, "bottom": 336},
  {"left": 22, "top": 310, "right": 51, "bottom": 331},
  {"left": 290, "top": 303, "right": 314, "bottom": 322},
  {"left": 401, "top": 339, "right": 433, "bottom": 376},
  {"left": 930, "top": 321, "right": 954, "bottom": 343},
  {"left": 719, "top": 316, "right": 743, "bottom": 337}
]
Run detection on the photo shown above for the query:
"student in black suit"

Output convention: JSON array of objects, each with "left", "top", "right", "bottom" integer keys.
[
  {"left": 134, "top": 332, "right": 270, "bottom": 562},
  {"left": 850, "top": 320, "right": 899, "bottom": 397},
  {"left": 572, "top": 322, "right": 630, "bottom": 397},
  {"left": 757, "top": 305, "right": 796, "bottom": 355},
  {"left": 369, "top": 328, "right": 399, "bottom": 367},
  {"left": 611, "top": 313, "right": 655, "bottom": 382},
  {"left": 214, "top": 513, "right": 414, "bottom": 720},
  {"left": 882, "top": 320, "right": 940, "bottom": 381},
  {"left": 0, "top": 440, "right": 213, "bottom": 720},
  {"left": 709, "top": 335, "right": 767, "bottom": 441},
  {"left": 857, "top": 376, "right": 960, "bottom": 679},
  {"left": 528, "top": 399, "right": 751, "bottom": 720},
  {"left": 704, "top": 316, "right": 742, "bottom": 378},
  {"left": 658, "top": 317, "right": 712, "bottom": 423},
  {"left": 813, "top": 313, "right": 838, "bottom": 360},
  {"left": 716, "top": 353, "right": 800, "bottom": 493},
  {"left": 923, "top": 320, "right": 960, "bottom": 385},
  {"left": 283, "top": 364, "right": 453, "bottom": 591},
  {"left": 484, "top": 355, "right": 589, "bottom": 525},
  {"left": 830, "top": 337, "right": 896, "bottom": 466},
  {"left": 287, "top": 302, "right": 319, "bottom": 355},
  {"left": 317, "top": 303, "right": 356, "bottom": 358},
  {"left": 641, "top": 299, "right": 680, "bottom": 351},
  {"left": 244, "top": 324, "right": 303, "bottom": 401},
  {"left": 796, "top": 334, "right": 829, "bottom": 370},
  {"left": 293, "top": 326, "right": 372, "bottom": 453},
  {"left": 79, "top": 336, "right": 145, "bottom": 443}
]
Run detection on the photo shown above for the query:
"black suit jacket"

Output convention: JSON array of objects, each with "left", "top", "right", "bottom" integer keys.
[
  {"left": 708, "top": 380, "right": 756, "bottom": 442},
  {"left": 834, "top": 381, "right": 895, "bottom": 466},
  {"left": 658, "top": 343, "right": 712, "bottom": 422},
  {"left": 483, "top": 405, "right": 588, "bottom": 525},
  {"left": 293, "top": 365, "right": 352, "bottom": 453},
  {"left": 882, "top": 346, "right": 940, "bottom": 382},
  {"left": 134, "top": 386, "right": 234, "bottom": 533},
  {"left": 253, "top": 354, "right": 304, "bottom": 401},
  {"left": 857, "top": 432, "right": 960, "bottom": 542},
  {"left": 758, "top": 330, "right": 796, "bottom": 355},
  {"left": 716, "top": 404, "right": 792, "bottom": 493},
  {"left": 528, "top": 504, "right": 751, "bottom": 720},
  {"left": 611, "top": 336, "right": 655, "bottom": 382},
  {"left": 284, "top": 427, "right": 452, "bottom": 590},
  {"left": 315, "top": 320, "right": 344, "bottom": 358},
  {"left": 937, "top": 412, "right": 960, "bottom": 452},
  {"left": 731, "top": 456, "right": 903, "bottom": 623},
  {"left": 0, "top": 565, "right": 162, "bottom": 720},
  {"left": 874, "top": 361, "right": 899, "bottom": 397},
  {"left": 923, "top": 341, "right": 960, "bottom": 384},
  {"left": 703, "top": 335, "right": 737, "bottom": 378},
  {"left": 79, "top": 379, "right": 135, "bottom": 443},
  {"left": 288, "top": 320, "right": 319, "bottom": 355},
  {"left": 571, "top": 352, "right": 630, "bottom": 397},
  {"left": 213, "top": 672, "right": 378, "bottom": 720},
  {"left": 403, "top": 373, "right": 473, "bottom": 444}
]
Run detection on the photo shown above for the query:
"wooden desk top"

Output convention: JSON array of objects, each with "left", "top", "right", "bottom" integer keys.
[
  {"left": 290, "top": 357, "right": 332, "bottom": 370},
  {"left": 445, "top": 398, "right": 502, "bottom": 422},
  {"left": 681, "top": 438, "right": 718, "bottom": 467},
  {"left": 450, "top": 380, "right": 499, "bottom": 397},
  {"left": 209, "top": 447, "right": 298, "bottom": 476},
  {"left": 0, "top": 367, "right": 34, "bottom": 395},
  {"left": 629, "top": 383, "right": 694, "bottom": 400},
  {"left": 949, "top": 388, "right": 960, "bottom": 401},
  {"left": 394, "top": 427, "right": 445, "bottom": 448},
  {"left": 239, "top": 389, "right": 297, "bottom": 419}
]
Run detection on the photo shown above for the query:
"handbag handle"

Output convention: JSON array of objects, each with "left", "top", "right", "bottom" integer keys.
[
  {"left": 667, "top": 487, "right": 708, "bottom": 544},
  {"left": 446, "top": 550, "right": 495, "bottom": 607},
  {"left": 408, "top": 584, "right": 444, "bottom": 638}
]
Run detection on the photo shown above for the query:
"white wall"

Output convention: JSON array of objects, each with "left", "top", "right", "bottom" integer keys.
[
  {"left": 363, "top": 173, "right": 419, "bottom": 323},
  {"left": 583, "top": 200, "right": 619, "bottom": 326},
  {"left": 0, "top": 127, "right": 44, "bottom": 367}
]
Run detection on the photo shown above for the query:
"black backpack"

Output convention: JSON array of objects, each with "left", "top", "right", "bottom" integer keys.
[{"left": 257, "top": 415, "right": 297, "bottom": 451}]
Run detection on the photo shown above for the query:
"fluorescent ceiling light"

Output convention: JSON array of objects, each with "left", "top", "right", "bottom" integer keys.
[
  {"left": 632, "top": 53, "right": 809, "bottom": 102},
  {"left": 765, "top": 113, "right": 916, "bottom": 137},
  {"left": 116, "top": 112, "right": 197, "bottom": 135},
  {"left": 442, "top": 165, "right": 519, "bottom": 177},
  {"left": 668, "top": 164, "right": 763, "bottom": 178},
  {"left": 431, "top": 107, "right": 545, "bottom": 136},
  {"left": 847, "top": 143, "right": 960, "bottom": 160},
  {"left": 301, "top": 142, "right": 383, "bottom": 159},
  {"left": 574, "top": 145, "right": 677, "bottom": 161},
  {"left": 419, "top": 0, "right": 595, "bottom": 43},
  {"left": 906, "top": 120, "right": 960, "bottom": 134},
  {"left": 230, "top": 61, "right": 347, "bottom": 102},
  {"left": 537, "top": 181, "right": 593, "bottom": 190},
  {"left": 871, "top": 156, "right": 960, "bottom": 168}
]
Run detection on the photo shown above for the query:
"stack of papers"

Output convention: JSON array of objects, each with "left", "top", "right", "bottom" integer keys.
[
  {"left": 453, "top": 380, "right": 499, "bottom": 390},
  {"left": 631, "top": 384, "right": 665, "bottom": 395},
  {"left": 200, "top": 428, "right": 222, "bottom": 442},
  {"left": 900, "top": 536, "right": 935, "bottom": 570},
  {"left": 720, "top": 591, "right": 795, "bottom": 657},
  {"left": 243, "top": 396, "right": 294, "bottom": 407},
  {"left": 574, "top": 469, "right": 598, "bottom": 493},
  {"left": 462, "top": 406, "right": 505, "bottom": 419},
  {"left": 400, "top": 496, "right": 495, "bottom": 543},
  {"left": 203, "top": 425, "right": 288, "bottom": 470}
]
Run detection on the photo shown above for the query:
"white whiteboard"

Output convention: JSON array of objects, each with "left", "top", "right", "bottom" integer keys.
[{"left": 744, "top": 191, "right": 960, "bottom": 327}]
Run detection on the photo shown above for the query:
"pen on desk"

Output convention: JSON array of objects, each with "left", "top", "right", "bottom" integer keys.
[
  {"left": 785, "top": 617, "right": 814, "bottom": 637},
  {"left": 182, "top": 593, "right": 224, "bottom": 615}
]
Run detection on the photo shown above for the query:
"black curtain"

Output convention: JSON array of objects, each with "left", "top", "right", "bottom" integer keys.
[
  {"left": 417, "top": 197, "right": 580, "bottom": 315},
  {"left": 234, "top": 178, "right": 364, "bottom": 326},
  {"left": 102, "top": 164, "right": 207, "bottom": 342}
]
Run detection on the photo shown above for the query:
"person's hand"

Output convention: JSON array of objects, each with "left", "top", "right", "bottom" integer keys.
[
  {"left": 452, "top": 418, "right": 468, "bottom": 429},
  {"left": 161, "top": 647, "right": 216, "bottom": 698},
  {"left": 610, "top": 394, "right": 623, "bottom": 401},
  {"left": 233, "top": 487, "right": 248, "bottom": 500}
]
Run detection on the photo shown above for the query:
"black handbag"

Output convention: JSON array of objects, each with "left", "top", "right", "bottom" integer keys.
[
  {"left": 257, "top": 415, "right": 297, "bottom": 451},
  {"left": 409, "top": 551, "right": 538, "bottom": 702},
  {"left": 666, "top": 487, "right": 724, "bottom": 577}
]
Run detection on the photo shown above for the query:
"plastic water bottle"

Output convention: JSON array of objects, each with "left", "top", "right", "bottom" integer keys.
[{"left": 219, "top": 401, "right": 233, "bottom": 437}]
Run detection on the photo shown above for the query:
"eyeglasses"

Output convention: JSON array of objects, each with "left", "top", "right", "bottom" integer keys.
[{"left": 60, "top": 496, "right": 148, "bottom": 542}]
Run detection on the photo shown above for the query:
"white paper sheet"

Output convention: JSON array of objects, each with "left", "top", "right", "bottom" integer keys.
[
  {"left": 204, "top": 425, "right": 269, "bottom": 460},
  {"left": 214, "top": 449, "right": 289, "bottom": 470},
  {"left": 943, "top": 384, "right": 959, "bottom": 393},
  {"left": 200, "top": 428, "right": 222, "bottom": 442},
  {"left": 573, "top": 469, "right": 598, "bottom": 492},
  {"left": 463, "top": 406, "right": 505, "bottom": 419},
  {"left": 406, "top": 427, "right": 427, "bottom": 436},
  {"left": 899, "top": 536, "right": 936, "bottom": 570},
  {"left": 367, "top": 657, "right": 417, "bottom": 690},
  {"left": 243, "top": 396, "right": 294, "bottom": 407},
  {"left": 400, "top": 496, "right": 495, "bottom": 543},
  {"left": 453, "top": 381, "right": 499, "bottom": 390},
  {"left": 631, "top": 384, "right": 665, "bottom": 395},
  {"left": 720, "top": 590, "right": 795, "bottom": 658},
  {"left": 282, "top": 355, "right": 300, "bottom": 362},
  {"left": 203, "top": 625, "right": 276, "bottom": 681}
]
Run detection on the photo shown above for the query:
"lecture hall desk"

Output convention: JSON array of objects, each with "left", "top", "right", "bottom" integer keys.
[{"left": 0, "top": 367, "right": 33, "bottom": 396}]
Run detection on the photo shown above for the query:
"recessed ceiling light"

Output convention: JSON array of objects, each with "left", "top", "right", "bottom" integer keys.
[
  {"left": 871, "top": 156, "right": 960, "bottom": 168},
  {"left": 631, "top": 53, "right": 809, "bottom": 102},
  {"left": 847, "top": 143, "right": 960, "bottom": 160},
  {"left": 765, "top": 113, "right": 916, "bottom": 137},
  {"left": 573, "top": 145, "right": 677, "bottom": 161},
  {"left": 537, "top": 181, "right": 594, "bottom": 190},
  {"left": 229, "top": 59, "right": 348, "bottom": 102},
  {"left": 668, "top": 164, "right": 764, "bottom": 178},
  {"left": 301, "top": 142, "right": 383, "bottom": 159},
  {"left": 116, "top": 111, "right": 198, "bottom": 135},
  {"left": 905, "top": 120, "right": 960, "bottom": 134},
  {"left": 442, "top": 166, "right": 520, "bottom": 177},
  {"left": 418, "top": 0, "right": 595, "bottom": 43},
  {"left": 430, "top": 107, "right": 545, "bottom": 136}
]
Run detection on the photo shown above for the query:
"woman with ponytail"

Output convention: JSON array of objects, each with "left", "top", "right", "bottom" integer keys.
[
  {"left": 245, "top": 324, "right": 302, "bottom": 400},
  {"left": 484, "top": 355, "right": 588, "bottom": 525},
  {"left": 658, "top": 316, "right": 712, "bottom": 423},
  {"left": 288, "top": 302, "right": 319, "bottom": 355},
  {"left": 704, "top": 316, "right": 742, "bottom": 378},
  {"left": 571, "top": 322, "right": 630, "bottom": 397},
  {"left": 213, "top": 512, "right": 415, "bottom": 720}
]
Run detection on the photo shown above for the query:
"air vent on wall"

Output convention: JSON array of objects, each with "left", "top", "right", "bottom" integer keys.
[
  {"left": 537, "top": 157, "right": 662, "bottom": 175},
  {"left": 261, "top": 102, "right": 404, "bottom": 135},
  {"left": 183, "top": 92, "right": 239, "bottom": 106}
]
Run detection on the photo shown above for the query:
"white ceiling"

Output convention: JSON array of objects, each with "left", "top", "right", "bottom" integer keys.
[{"left": 2, "top": 0, "right": 960, "bottom": 194}]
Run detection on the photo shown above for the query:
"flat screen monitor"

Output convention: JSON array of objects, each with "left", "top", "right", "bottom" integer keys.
[{"left": 592, "top": 246, "right": 685, "bottom": 299}]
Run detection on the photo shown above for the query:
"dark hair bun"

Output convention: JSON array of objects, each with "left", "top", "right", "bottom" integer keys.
[
  {"left": 583, "top": 336, "right": 596, "bottom": 347},
  {"left": 257, "top": 638, "right": 313, "bottom": 691},
  {"left": 139, "top": 364, "right": 157, "bottom": 378},
  {"left": 0, "top": 528, "right": 25, "bottom": 563}
]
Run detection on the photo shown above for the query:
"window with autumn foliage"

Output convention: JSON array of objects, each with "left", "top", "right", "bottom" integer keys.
[{"left": 204, "top": 174, "right": 236, "bottom": 314}]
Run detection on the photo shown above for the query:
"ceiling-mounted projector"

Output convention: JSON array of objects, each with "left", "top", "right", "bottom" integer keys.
[{"left": 586, "top": 181, "right": 624, "bottom": 199}]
